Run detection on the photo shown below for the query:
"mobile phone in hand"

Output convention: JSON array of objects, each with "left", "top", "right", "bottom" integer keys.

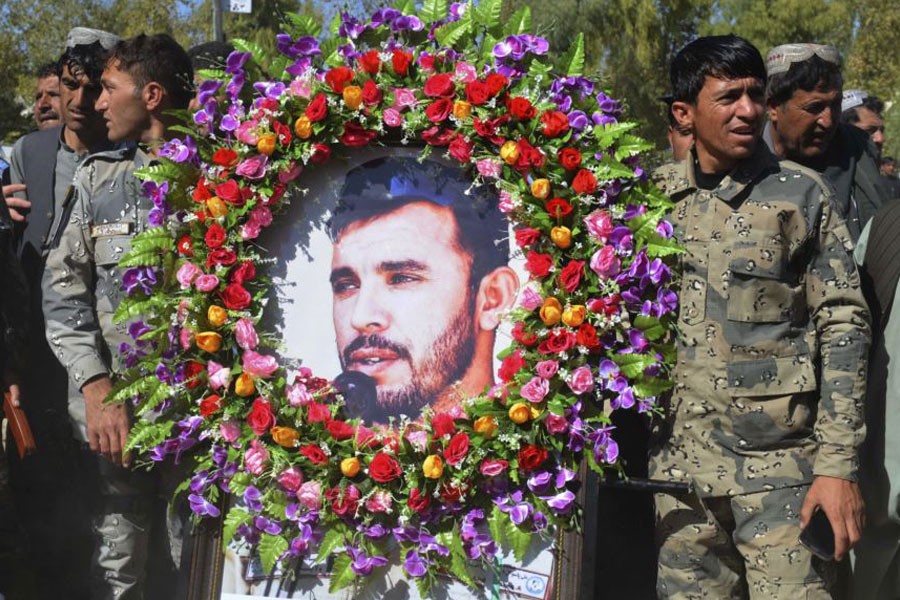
[{"left": 799, "top": 509, "right": 835, "bottom": 561}]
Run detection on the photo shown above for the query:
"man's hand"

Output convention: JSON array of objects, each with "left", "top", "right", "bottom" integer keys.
[
  {"left": 2, "top": 183, "right": 31, "bottom": 222},
  {"left": 82, "top": 376, "right": 131, "bottom": 467},
  {"left": 800, "top": 475, "right": 865, "bottom": 560}
]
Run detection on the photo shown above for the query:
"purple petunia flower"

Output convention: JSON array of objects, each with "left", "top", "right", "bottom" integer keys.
[
  {"left": 403, "top": 549, "right": 427, "bottom": 577},
  {"left": 122, "top": 266, "right": 157, "bottom": 296},
  {"left": 347, "top": 546, "right": 388, "bottom": 576},
  {"left": 188, "top": 493, "right": 220, "bottom": 517}
]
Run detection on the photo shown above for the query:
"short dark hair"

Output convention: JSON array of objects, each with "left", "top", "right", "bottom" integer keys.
[
  {"left": 671, "top": 35, "right": 766, "bottom": 104},
  {"left": 766, "top": 55, "right": 843, "bottom": 106},
  {"left": 110, "top": 33, "right": 194, "bottom": 110},
  {"left": 843, "top": 94, "right": 885, "bottom": 123},
  {"left": 187, "top": 41, "right": 234, "bottom": 71},
  {"left": 57, "top": 42, "right": 110, "bottom": 84},
  {"left": 329, "top": 156, "right": 509, "bottom": 288},
  {"left": 882, "top": 156, "right": 895, "bottom": 166},
  {"left": 36, "top": 62, "right": 58, "bottom": 80}
]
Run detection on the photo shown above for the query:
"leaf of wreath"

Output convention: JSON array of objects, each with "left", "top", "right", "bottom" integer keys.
[
  {"left": 316, "top": 526, "right": 348, "bottom": 564},
  {"left": 505, "top": 5, "right": 532, "bottom": 36},
  {"left": 124, "top": 420, "right": 174, "bottom": 454},
  {"left": 284, "top": 12, "right": 321, "bottom": 38},
  {"left": 633, "top": 377, "right": 675, "bottom": 399},
  {"left": 505, "top": 516, "right": 532, "bottom": 562},
  {"left": 260, "top": 533, "right": 289, "bottom": 575},
  {"left": 420, "top": 0, "right": 448, "bottom": 24},
  {"left": 328, "top": 554, "right": 357, "bottom": 593},
  {"left": 611, "top": 353, "right": 660, "bottom": 379},
  {"left": 473, "top": 0, "right": 503, "bottom": 31},
  {"left": 560, "top": 32, "right": 585, "bottom": 77},
  {"left": 223, "top": 510, "right": 252, "bottom": 550},
  {"left": 445, "top": 526, "right": 476, "bottom": 587}
]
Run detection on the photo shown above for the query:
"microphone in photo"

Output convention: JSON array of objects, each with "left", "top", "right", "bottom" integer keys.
[{"left": 333, "top": 370, "right": 377, "bottom": 421}]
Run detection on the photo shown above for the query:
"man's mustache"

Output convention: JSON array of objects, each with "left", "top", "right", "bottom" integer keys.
[{"left": 341, "top": 334, "right": 411, "bottom": 365}]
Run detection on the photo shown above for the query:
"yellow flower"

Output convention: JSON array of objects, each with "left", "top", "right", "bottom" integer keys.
[
  {"left": 530, "top": 405, "right": 542, "bottom": 420},
  {"left": 508, "top": 402, "right": 531, "bottom": 424},
  {"left": 341, "top": 457, "right": 361, "bottom": 478},
  {"left": 343, "top": 85, "right": 363, "bottom": 110},
  {"left": 500, "top": 140, "right": 520, "bottom": 165},
  {"left": 423, "top": 454, "right": 444, "bottom": 479},
  {"left": 540, "top": 297, "right": 563, "bottom": 326},
  {"left": 206, "top": 196, "right": 228, "bottom": 218},
  {"left": 550, "top": 225, "right": 572, "bottom": 249},
  {"left": 271, "top": 426, "right": 300, "bottom": 448},
  {"left": 531, "top": 178, "right": 550, "bottom": 199},
  {"left": 207, "top": 305, "right": 227, "bottom": 327},
  {"left": 195, "top": 331, "right": 222, "bottom": 353},
  {"left": 294, "top": 115, "right": 312, "bottom": 139},
  {"left": 452, "top": 100, "right": 472, "bottom": 120},
  {"left": 257, "top": 133, "right": 277, "bottom": 156},
  {"left": 473, "top": 415, "right": 498, "bottom": 438},
  {"left": 562, "top": 305, "right": 587, "bottom": 327},
  {"left": 235, "top": 372, "right": 255, "bottom": 397}
]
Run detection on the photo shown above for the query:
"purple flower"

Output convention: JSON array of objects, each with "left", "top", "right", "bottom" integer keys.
[
  {"left": 657, "top": 219, "right": 674, "bottom": 238},
  {"left": 252, "top": 81, "right": 286, "bottom": 100},
  {"left": 370, "top": 7, "right": 401, "bottom": 28},
  {"left": 542, "top": 490, "right": 576, "bottom": 512},
  {"left": 226, "top": 72, "right": 245, "bottom": 100},
  {"left": 339, "top": 12, "right": 366, "bottom": 40},
  {"left": 128, "top": 320, "right": 151, "bottom": 342},
  {"left": 225, "top": 51, "right": 251, "bottom": 74},
  {"left": 244, "top": 486, "right": 263, "bottom": 512},
  {"left": 404, "top": 549, "right": 427, "bottom": 577},
  {"left": 254, "top": 516, "right": 282, "bottom": 535},
  {"left": 277, "top": 34, "right": 321, "bottom": 59},
  {"left": 122, "top": 267, "right": 157, "bottom": 296},
  {"left": 188, "top": 494, "right": 220, "bottom": 517},
  {"left": 568, "top": 110, "right": 589, "bottom": 131},
  {"left": 392, "top": 15, "right": 423, "bottom": 32},
  {"left": 627, "top": 329, "right": 650, "bottom": 355},
  {"left": 657, "top": 288, "right": 678, "bottom": 314},
  {"left": 197, "top": 80, "right": 222, "bottom": 105},
  {"left": 347, "top": 546, "right": 388, "bottom": 576},
  {"left": 285, "top": 58, "right": 313, "bottom": 77}
]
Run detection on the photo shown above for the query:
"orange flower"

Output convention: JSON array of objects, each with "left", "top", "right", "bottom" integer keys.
[
  {"left": 257, "top": 133, "right": 277, "bottom": 156},
  {"left": 207, "top": 305, "right": 227, "bottom": 327},
  {"left": 500, "top": 140, "right": 520, "bottom": 164},
  {"left": 341, "top": 457, "right": 361, "bottom": 477},
  {"left": 294, "top": 115, "right": 312, "bottom": 139},
  {"left": 195, "top": 331, "right": 222, "bottom": 353},
  {"left": 540, "top": 297, "right": 563, "bottom": 326},
  {"left": 531, "top": 178, "right": 550, "bottom": 199},
  {"left": 452, "top": 100, "right": 472, "bottom": 120},
  {"left": 508, "top": 402, "right": 531, "bottom": 424},
  {"left": 473, "top": 416, "right": 498, "bottom": 438},
  {"left": 342, "top": 85, "right": 363, "bottom": 110},
  {"left": 423, "top": 454, "right": 444, "bottom": 479},
  {"left": 235, "top": 372, "right": 255, "bottom": 397},
  {"left": 271, "top": 426, "right": 300, "bottom": 448},
  {"left": 206, "top": 197, "right": 228, "bottom": 218},
  {"left": 562, "top": 305, "right": 586, "bottom": 327},
  {"left": 550, "top": 226, "right": 572, "bottom": 249}
]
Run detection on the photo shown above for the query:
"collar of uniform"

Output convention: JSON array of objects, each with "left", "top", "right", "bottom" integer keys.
[{"left": 680, "top": 144, "right": 777, "bottom": 203}]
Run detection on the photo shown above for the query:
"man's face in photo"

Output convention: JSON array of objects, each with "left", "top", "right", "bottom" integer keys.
[
  {"left": 33, "top": 74, "right": 61, "bottom": 130},
  {"left": 59, "top": 63, "right": 105, "bottom": 135},
  {"left": 330, "top": 201, "right": 477, "bottom": 420},
  {"left": 768, "top": 85, "right": 842, "bottom": 160},
  {"left": 96, "top": 59, "right": 150, "bottom": 143}
]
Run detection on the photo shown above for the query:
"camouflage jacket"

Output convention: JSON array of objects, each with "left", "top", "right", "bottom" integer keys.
[
  {"left": 649, "top": 146, "right": 871, "bottom": 497},
  {"left": 42, "top": 145, "right": 152, "bottom": 389}
]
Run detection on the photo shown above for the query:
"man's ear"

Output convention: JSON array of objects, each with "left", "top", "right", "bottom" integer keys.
[
  {"left": 142, "top": 81, "right": 166, "bottom": 112},
  {"left": 474, "top": 266, "right": 520, "bottom": 331},
  {"left": 671, "top": 100, "right": 693, "bottom": 133},
  {"left": 766, "top": 98, "right": 780, "bottom": 126}
]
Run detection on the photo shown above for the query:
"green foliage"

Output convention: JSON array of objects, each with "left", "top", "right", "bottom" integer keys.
[
  {"left": 223, "top": 509, "right": 252, "bottom": 546},
  {"left": 504, "top": 5, "right": 532, "bottom": 36},
  {"left": 421, "top": 0, "right": 449, "bottom": 24},
  {"left": 117, "top": 228, "right": 174, "bottom": 268},
  {"left": 559, "top": 32, "right": 585, "bottom": 78},
  {"left": 328, "top": 553, "right": 357, "bottom": 593},
  {"left": 474, "top": 0, "right": 503, "bottom": 30},
  {"left": 611, "top": 352, "right": 658, "bottom": 378},
  {"left": 259, "top": 533, "right": 289, "bottom": 575},
  {"left": 315, "top": 526, "right": 346, "bottom": 563},
  {"left": 504, "top": 515, "right": 532, "bottom": 562}
]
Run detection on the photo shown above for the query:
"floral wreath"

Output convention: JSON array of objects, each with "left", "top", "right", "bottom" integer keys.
[{"left": 114, "top": 0, "right": 681, "bottom": 593}]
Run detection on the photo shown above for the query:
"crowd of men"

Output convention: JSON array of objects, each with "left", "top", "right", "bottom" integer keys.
[{"left": 0, "top": 24, "right": 897, "bottom": 600}]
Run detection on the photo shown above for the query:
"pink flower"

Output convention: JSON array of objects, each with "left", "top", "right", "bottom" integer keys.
[
  {"left": 244, "top": 439, "right": 270, "bottom": 475},
  {"left": 179, "top": 328, "right": 193, "bottom": 350},
  {"left": 405, "top": 430, "right": 428, "bottom": 452},
  {"left": 365, "top": 490, "right": 393, "bottom": 513},
  {"left": 544, "top": 413, "right": 568, "bottom": 435},
  {"left": 207, "top": 360, "right": 232, "bottom": 390},
  {"left": 476, "top": 158, "right": 502, "bottom": 179},
  {"left": 278, "top": 161, "right": 303, "bottom": 183},
  {"left": 176, "top": 262, "right": 201, "bottom": 289},
  {"left": 520, "top": 376, "right": 550, "bottom": 403},
  {"left": 240, "top": 205, "right": 273, "bottom": 240},
  {"left": 289, "top": 76, "right": 312, "bottom": 99},
  {"left": 236, "top": 119, "right": 260, "bottom": 145},
  {"left": 296, "top": 481, "right": 322, "bottom": 509},
  {"left": 519, "top": 286, "right": 543, "bottom": 311},
  {"left": 535, "top": 360, "right": 559, "bottom": 379},
  {"left": 287, "top": 382, "right": 313, "bottom": 407},
  {"left": 498, "top": 190, "right": 516, "bottom": 214},
  {"left": 242, "top": 350, "right": 278, "bottom": 378},
  {"left": 235, "top": 318, "right": 259, "bottom": 350},
  {"left": 195, "top": 274, "right": 220, "bottom": 292},
  {"left": 567, "top": 366, "right": 595, "bottom": 395},
  {"left": 584, "top": 210, "right": 614, "bottom": 241},
  {"left": 590, "top": 245, "right": 621, "bottom": 278},
  {"left": 479, "top": 459, "right": 509, "bottom": 477},
  {"left": 454, "top": 62, "right": 478, "bottom": 83},
  {"left": 278, "top": 467, "right": 304, "bottom": 492},
  {"left": 393, "top": 87, "right": 417, "bottom": 109},
  {"left": 383, "top": 107, "right": 403, "bottom": 127},
  {"left": 235, "top": 154, "right": 269, "bottom": 180},
  {"left": 220, "top": 419, "right": 242, "bottom": 444}
]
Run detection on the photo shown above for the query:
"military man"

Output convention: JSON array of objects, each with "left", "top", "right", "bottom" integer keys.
[
  {"left": 651, "top": 35, "right": 870, "bottom": 599},
  {"left": 842, "top": 90, "right": 886, "bottom": 157},
  {"left": 42, "top": 33, "right": 193, "bottom": 600},
  {"left": 763, "top": 43, "right": 889, "bottom": 241}
]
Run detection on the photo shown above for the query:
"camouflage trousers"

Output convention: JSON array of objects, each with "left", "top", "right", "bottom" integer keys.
[{"left": 655, "top": 485, "right": 840, "bottom": 599}]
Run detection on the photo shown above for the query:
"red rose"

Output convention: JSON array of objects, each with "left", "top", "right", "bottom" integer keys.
[
  {"left": 444, "top": 432, "right": 470, "bottom": 466},
  {"left": 538, "top": 329, "right": 577, "bottom": 354},
  {"left": 355, "top": 425, "right": 377, "bottom": 449},
  {"left": 557, "top": 147, "right": 582, "bottom": 170},
  {"left": 572, "top": 168, "right": 598, "bottom": 195},
  {"left": 305, "top": 93, "right": 328, "bottom": 122},
  {"left": 212, "top": 148, "right": 238, "bottom": 167},
  {"left": 425, "top": 98, "right": 453, "bottom": 123},
  {"left": 421, "top": 126, "right": 455, "bottom": 146},
  {"left": 205, "top": 223, "right": 225, "bottom": 249},
  {"left": 540, "top": 110, "right": 569, "bottom": 138},
  {"left": 512, "top": 322, "right": 538, "bottom": 346},
  {"left": 177, "top": 235, "right": 193, "bottom": 256},
  {"left": 408, "top": 488, "right": 431, "bottom": 513},
  {"left": 199, "top": 394, "right": 222, "bottom": 417},
  {"left": 306, "top": 401, "right": 331, "bottom": 423},
  {"left": 545, "top": 197, "right": 573, "bottom": 219},
  {"left": 184, "top": 361, "right": 204, "bottom": 389},
  {"left": 448, "top": 136, "right": 473, "bottom": 163},
  {"left": 246, "top": 397, "right": 275, "bottom": 436},
  {"left": 517, "top": 444, "right": 549, "bottom": 471},
  {"left": 587, "top": 293, "right": 621, "bottom": 318},
  {"left": 216, "top": 179, "right": 244, "bottom": 205},
  {"left": 339, "top": 122, "right": 377, "bottom": 147},
  {"left": 424, "top": 73, "right": 455, "bottom": 98},
  {"left": 576, "top": 323, "right": 600, "bottom": 349},
  {"left": 391, "top": 49, "right": 412, "bottom": 76},
  {"left": 327, "top": 419, "right": 354, "bottom": 441},
  {"left": 258, "top": 98, "right": 278, "bottom": 112},
  {"left": 229, "top": 261, "right": 256, "bottom": 285},
  {"left": 361, "top": 79, "right": 382, "bottom": 105},
  {"left": 464, "top": 80, "right": 490, "bottom": 105},
  {"left": 507, "top": 97, "right": 536, "bottom": 120},
  {"left": 325, "top": 66, "right": 354, "bottom": 93},
  {"left": 485, "top": 73, "right": 508, "bottom": 96},
  {"left": 206, "top": 248, "right": 237, "bottom": 269},
  {"left": 220, "top": 283, "right": 251, "bottom": 310},
  {"left": 431, "top": 412, "right": 456, "bottom": 438},
  {"left": 525, "top": 250, "right": 553, "bottom": 278},
  {"left": 310, "top": 143, "right": 331, "bottom": 164},
  {"left": 440, "top": 482, "right": 465, "bottom": 503},
  {"left": 300, "top": 444, "right": 328, "bottom": 465},
  {"left": 192, "top": 178, "right": 213, "bottom": 202},
  {"left": 272, "top": 120, "right": 292, "bottom": 146},
  {"left": 358, "top": 50, "right": 381, "bottom": 75},
  {"left": 498, "top": 350, "right": 526, "bottom": 382},
  {"left": 515, "top": 138, "right": 545, "bottom": 170},
  {"left": 368, "top": 452, "right": 402, "bottom": 483},
  {"left": 515, "top": 227, "right": 541, "bottom": 248},
  {"left": 326, "top": 484, "right": 360, "bottom": 516},
  {"left": 559, "top": 260, "right": 585, "bottom": 293},
  {"left": 418, "top": 53, "right": 435, "bottom": 71}
]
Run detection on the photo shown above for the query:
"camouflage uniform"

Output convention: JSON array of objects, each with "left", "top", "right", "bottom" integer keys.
[
  {"left": 42, "top": 145, "right": 157, "bottom": 600},
  {"left": 650, "top": 145, "right": 870, "bottom": 599}
]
